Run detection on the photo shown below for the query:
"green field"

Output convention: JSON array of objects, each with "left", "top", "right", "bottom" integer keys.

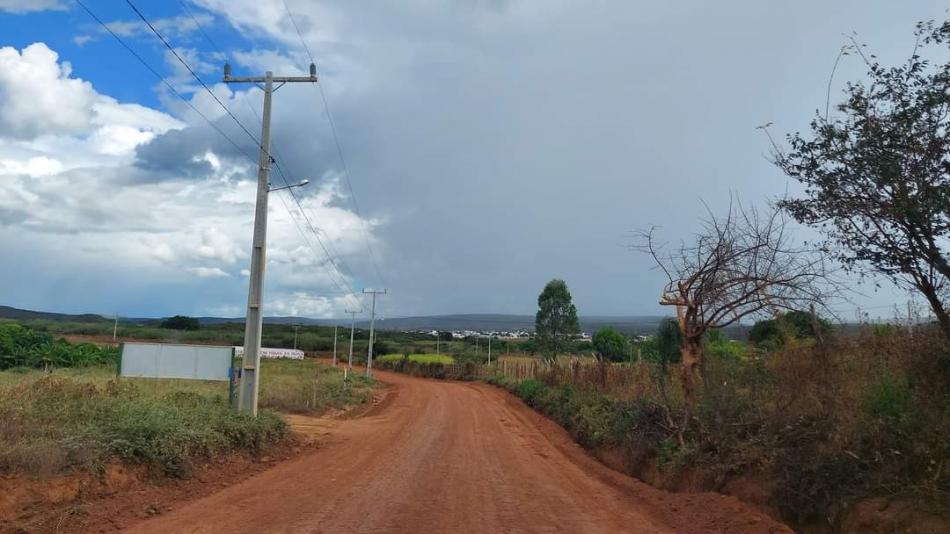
[{"left": 377, "top": 353, "right": 455, "bottom": 364}]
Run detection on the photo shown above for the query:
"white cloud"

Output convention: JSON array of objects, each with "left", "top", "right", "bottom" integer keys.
[
  {"left": 0, "top": 43, "right": 183, "bottom": 152},
  {"left": 0, "top": 42, "right": 380, "bottom": 318},
  {"left": 187, "top": 266, "right": 231, "bottom": 278},
  {"left": 0, "top": 43, "right": 97, "bottom": 138},
  {"left": 99, "top": 13, "right": 216, "bottom": 41},
  {"left": 0, "top": 0, "right": 64, "bottom": 14},
  {"left": 151, "top": 242, "right": 176, "bottom": 264},
  {"left": 265, "top": 292, "right": 358, "bottom": 318},
  {"left": 196, "top": 227, "right": 242, "bottom": 264},
  {"left": 73, "top": 35, "right": 94, "bottom": 47},
  {"left": 0, "top": 156, "right": 62, "bottom": 177}
]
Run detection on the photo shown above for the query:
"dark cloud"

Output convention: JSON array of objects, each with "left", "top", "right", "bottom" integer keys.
[
  {"left": 5, "top": 0, "right": 942, "bottom": 318},
  {"left": 244, "top": 0, "right": 947, "bottom": 317}
]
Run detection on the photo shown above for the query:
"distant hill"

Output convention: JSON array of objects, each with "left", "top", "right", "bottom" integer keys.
[
  {"left": 0, "top": 305, "right": 671, "bottom": 334},
  {"left": 339, "top": 314, "right": 671, "bottom": 334},
  {"left": 179, "top": 313, "right": 672, "bottom": 334},
  {"left": 0, "top": 305, "right": 108, "bottom": 323}
]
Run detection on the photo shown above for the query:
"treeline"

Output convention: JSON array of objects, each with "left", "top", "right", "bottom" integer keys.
[{"left": 16, "top": 317, "right": 436, "bottom": 355}]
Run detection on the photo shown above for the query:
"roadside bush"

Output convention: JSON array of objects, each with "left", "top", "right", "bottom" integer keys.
[
  {"left": 592, "top": 326, "right": 628, "bottom": 362},
  {"left": 499, "top": 326, "right": 950, "bottom": 528},
  {"left": 515, "top": 379, "right": 546, "bottom": 407}
]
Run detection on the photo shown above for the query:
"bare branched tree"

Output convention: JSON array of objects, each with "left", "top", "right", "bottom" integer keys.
[{"left": 636, "top": 200, "right": 834, "bottom": 409}]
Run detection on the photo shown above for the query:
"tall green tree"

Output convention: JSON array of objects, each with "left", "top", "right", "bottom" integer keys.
[
  {"left": 592, "top": 326, "right": 628, "bottom": 362},
  {"left": 774, "top": 20, "right": 950, "bottom": 337},
  {"left": 534, "top": 279, "right": 580, "bottom": 362},
  {"left": 654, "top": 318, "right": 682, "bottom": 365}
]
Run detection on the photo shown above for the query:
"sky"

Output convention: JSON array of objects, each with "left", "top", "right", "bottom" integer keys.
[{"left": 0, "top": 0, "right": 946, "bottom": 320}]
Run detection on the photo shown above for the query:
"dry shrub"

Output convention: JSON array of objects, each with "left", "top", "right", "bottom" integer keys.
[
  {"left": 720, "top": 326, "right": 950, "bottom": 524},
  {"left": 498, "top": 327, "right": 949, "bottom": 528}
]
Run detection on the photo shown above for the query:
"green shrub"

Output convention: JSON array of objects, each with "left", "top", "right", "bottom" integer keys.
[
  {"left": 861, "top": 372, "right": 912, "bottom": 422},
  {"left": 516, "top": 379, "right": 547, "bottom": 407}
]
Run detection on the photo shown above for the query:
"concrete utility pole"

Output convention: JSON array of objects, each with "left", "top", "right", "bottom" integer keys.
[
  {"left": 363, "top": 289, "right": 387, "bottom": 377},
  {"left": 345, "top": 309, "right": 361, "bottom": 370},
  {"left": 487, "top": 334, "right": 492, "bottom": 365},
  {"left": 436, "top": 333, "right": 440, "bottom": 355},
  {"left": 112, "top": 314, "right": 118, "bottom": 342},
  {"left": 293, "top": 325, "right": 300, "bottom": 350},
  {"left": 225, "top": 63, "right": 317, "bottom": 416},
  {"left": 332, "top": 325, "right": 338, "bottom": 366}
]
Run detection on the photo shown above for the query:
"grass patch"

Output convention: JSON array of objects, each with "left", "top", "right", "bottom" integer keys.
[
  {"left": 0, "top": 359, "right": 375, "bottom": 477},
  {"left": 377, "top": 353, "right": 455, "bottom": 364},
  {"left": 258, "top": 358, "right": 375, "bottom": 414},
  {"left": 0, "top": 376, "right": 286, "bottom": 477}
]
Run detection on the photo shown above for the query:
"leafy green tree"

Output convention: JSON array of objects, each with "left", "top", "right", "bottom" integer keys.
[
  {"left": 160, "top": 315, "right": 201, "bottom": 331},
  {"left": 592, "top": 326, "right": 628, "bottom": 362},
  {"left": 654, "top": 318, "right": 682, "bottom": 365},
  {"left": 774, "top": 20, "right": 950, "bottom": 337},
  {"left": 534, "top": 279, "right": 580, "bottom": 362},
  {"left": 748, "top": 310, "right": 831, "bottom": 347}
]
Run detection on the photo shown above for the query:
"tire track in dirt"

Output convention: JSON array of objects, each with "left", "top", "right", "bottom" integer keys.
[{"left": 127, "top": 372, "right": 789, "bottom": 533}]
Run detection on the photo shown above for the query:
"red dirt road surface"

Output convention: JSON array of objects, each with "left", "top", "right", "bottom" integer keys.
[{"left": 128, "top": 371, "right": 789, "bottom": 533}]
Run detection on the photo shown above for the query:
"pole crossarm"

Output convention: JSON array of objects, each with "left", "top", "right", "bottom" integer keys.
[{"left": 224, "top": 75, "right": 317, "bottom": 84}]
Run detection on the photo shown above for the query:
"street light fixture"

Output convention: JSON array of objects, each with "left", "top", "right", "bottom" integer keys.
[{"left": 268, "top": 179, "right": 310, "bottom": 193}]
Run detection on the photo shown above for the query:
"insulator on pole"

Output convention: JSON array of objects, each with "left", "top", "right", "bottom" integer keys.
[
  {"left": 224, "top": 62, "right": 232, "bottom": 78},
  {"left": 309, "top": 62, "right": 316, "bottom": 78}
]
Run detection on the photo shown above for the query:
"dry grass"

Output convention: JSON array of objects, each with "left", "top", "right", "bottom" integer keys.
[
  {"left": 490, "top": 326, "right": 950, "bottom": 527},
  {"left": 0, "top": 358, "right": 376, "bottom": 476}
]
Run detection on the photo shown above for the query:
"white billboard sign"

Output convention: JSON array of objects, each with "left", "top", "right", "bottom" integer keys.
[
  {"left": 233, "top": 346, "right": 305, "bottom": 360},
  {"left": 120, "top": 342, "right": 233, "bottom": 381}
]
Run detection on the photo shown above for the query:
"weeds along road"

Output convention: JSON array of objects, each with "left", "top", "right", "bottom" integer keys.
[{"left": 128, "top": 371, "right": 788, "bottom": 534}]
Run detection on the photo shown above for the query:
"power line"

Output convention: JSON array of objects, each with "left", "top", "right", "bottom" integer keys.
[
  {"left": 275, "top": 162, "right": 363, "bottom": 305},
  {"left": 281, "top": 0, "right": 388, "bottom": 288},
  {"left": 274, "top": 186, "right": 363, "bottom": 308},
  {"left": 82, "top": 0, "right": 368, "bottom": 312},
  {"left": 124, "top": 0, "right": 269, "bottom": 159},
  {"left": 141, "top": 0, "right": 361, "bottom": 307},
  {"left": 233, "top": 89, "right": 362, "bottom": 307},
  {"left": 79, "top": 0, "right": 363, "bottom": 311},
  {"left": 177, "top": 1, "right": 367, "bottom": 307},
  {"left": 280, "top": 0, "right": 313, "bottom": 62},
  {"left": 178, "top": 0, "right": 225, "bottom": 60},
  {"left": 74, "top": 0, "right": 257, "bottom": 164}
]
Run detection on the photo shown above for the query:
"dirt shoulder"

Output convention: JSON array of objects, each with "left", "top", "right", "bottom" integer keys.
[{"left": 0, "top": 386, "right": 390, "bottom": 534}]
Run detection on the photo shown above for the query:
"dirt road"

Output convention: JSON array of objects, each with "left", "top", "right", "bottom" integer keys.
[{"left": 128, "top": 371, "right": 787, "bottom": 533}]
